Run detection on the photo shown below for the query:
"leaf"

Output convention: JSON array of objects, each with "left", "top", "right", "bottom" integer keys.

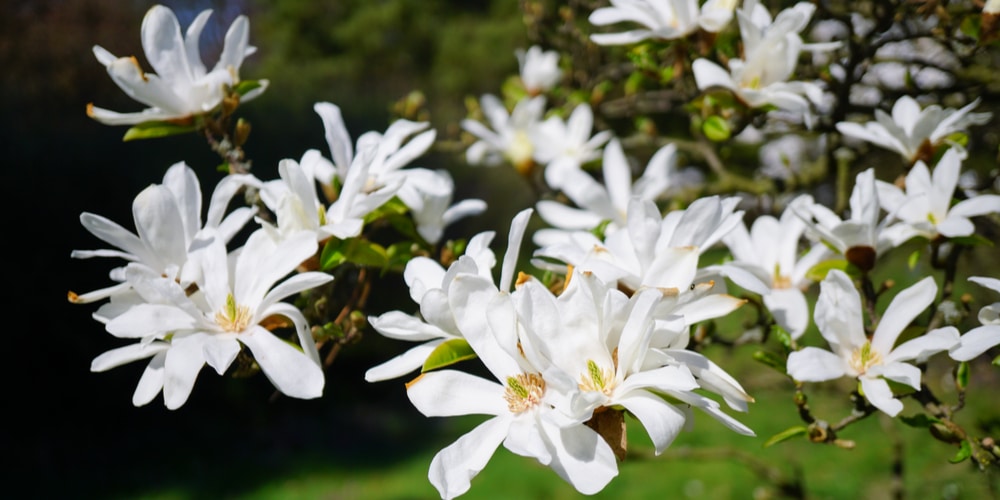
[
  {"left": 907, "top": 249, "right": 921, "bottom": 270},
  {"left": 232, "top": 79, "right": 263, "bottom": 97},
  {"left": 702, "top": 115, "right": 731, "bottom": 142},
  {"left": 752, "top": 350, "right": 786, "bottom": 372},
  {"left": 771, "top": 324, "right": 792, "bottom": 351},
  {"left": 122, "top": 121, "right": 197, "bottom": 141},
  {"left": 764, "top": 426, "right": 808, "bottom": 448},
  {"left": 422, "top": 339, "right": 477, "bottom": 372},
  {"left": 950, "top": 234, "right": 994, "bottom": 247},
  {"left": 992, "top": 354, "right": 1000, "bottom": 366},
  {"left": 949, "top": 440, "right": 972, "bottom": 464},
  {"left": 364, "top": 197, "right": 410, "bottom": 224},
  {"left": 319, "top": 238, "right": 348, "bottom": 270},
  {"left": 899, "top": 414, "right": 941, "bottom": 428},
  {"left": 956, "top": 361, "right": 970, "bottom": 390},
  {"left": 805, "top": 259, "right": 850, "bottom": 282}
]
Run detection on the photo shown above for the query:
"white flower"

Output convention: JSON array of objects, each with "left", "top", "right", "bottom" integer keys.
[
  {"left": 790, "top": 168, "right": 894, "bottom": 271},
  {"left": 534, "top": 138, "right": 676, "bottom": 246},
  {"left": 835, "top": 95, "right": 991, "bottom": 164},
  {"left": 397, "top": 169, "right": 487, "bottom": 244},
  {"left": 462, "top": 94, "right": 547, "bottom": 172},
  {"left": 692, "top": 1, "right": 832, "bottom": 116},
  {"left": 87, "top": 4, "right": 267, "bottom": 125},
  {"left": 786, "top": 270, "right": 959, "bottom": 416},
  {"left": 516, "top": 46, "right": 561, "bottom": 94},
  {"left": 531, "top": 103, "right": 613, "bottom": 190},
  {"left": 406, "top": 209, "right": 618, "bottom": 498},
  {"left": 723, "top": 209, "right": 827, "bottom": 339},
  {"left": 588, "top": 0, "right": 736, "bottom": 46},
  {"left": 70, "top": 162, "right": 257, "bottom": 304},
  {"left": 90, "top": 229, "right": 332, "bottom": 409},
  {"left": 950, "top": 277, "right": 1000, "bottom": 361},
  {"left": 877, "top": 147, "right": 1000, "bottom": 242},
  {"left": 365, "top": 232, "right": 497, "bottom": 382}
]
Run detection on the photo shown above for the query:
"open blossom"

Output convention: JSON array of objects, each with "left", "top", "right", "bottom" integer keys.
[
  {"left": 405, "top": 209, "right": 618, "bottom": 498},
  {"left": 876, "top": 147, "right": 1000, "bottom": 243},
  {"left": 836, "top": 95, "right": 992, "bottom": 164},
  {"left": 462, "top": 94, "right": 547, "bottom": 172},
  {"left": 950, "top": 277, "right": 1000, "bottom": 361},
  {"left": 787, "top": 270, "right": 959, "bottom": 416},
  {"left": 588, "top": 0, "right": 737, "bottom": 46},
  {"left": 534, "top": 138, "right": 676, "bottom": 247},
  {"left": 70, "top": 162, "right": 256, "bottom": 304},
  {"left": 365, "top": 230, "right": 498, "bottom": 382},
  {"left": 692, "top": 1, "right": 834, "bottom": 117},
  {"left": 723, "top": 209, "right": 827, "bottom": 339},
  {"left": 87, "top": 4, "right": 267, "bottom": 125},
  {"left": 531, "top": 103, "right": 613, "bottom": 190},
  {"left": 90, "top": 229, "right": 333, "bottom": 409},
  {"left": 516, "top": 46, "right": 561, "bottom": 94}
]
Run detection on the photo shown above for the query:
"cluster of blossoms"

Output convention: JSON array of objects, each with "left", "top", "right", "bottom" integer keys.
[{"left": 73, "top": 1, "right": 1000, "bottom": 498}]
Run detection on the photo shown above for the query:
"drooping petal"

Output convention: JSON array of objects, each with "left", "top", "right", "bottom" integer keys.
[
  {"left": 540, "top": 417, "right": 619, "bottom": 495},
  {"left": 132, "top": 351, "right": 167, "bottom": 406},
  {"left": 239, "top": 326, "right": 324, "bottom": 399},
  {"left": 427, "top": 415, "right": 509, "bottom": 500},
  {"left": 162, "top": 334, "right": 209, "bottom": 410},
  {"left": 616, "top": 389, "right": 687, "bottom": 455},
  {"left": 91, "top": 341, "right": 170, "bottom": 372},
  {"left": 860, "top": 376, "right": 903, "bottom": 416}
]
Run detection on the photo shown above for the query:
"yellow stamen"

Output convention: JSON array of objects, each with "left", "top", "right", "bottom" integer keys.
[
  {"left": 849, "top": 341, "right": 882, "bottom": 375},
  {"left": 504, "top": 373, "right": 546, "bottom": 413},
  {"left": 215, "top": 293, "right": 252, "bottom": 333}
]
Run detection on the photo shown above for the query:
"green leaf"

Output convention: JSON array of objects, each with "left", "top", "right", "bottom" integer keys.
[
  {"left": 422, "top": 339, "right": 477, "bottom": 372},
  {"left": 232, "top": 79, "right": 263, "bottom": 97},
  {"left": 992, "top": 354, "right": 1000, "bottom": 366},
  {"left": 899, "top": 414, "right": 941, "bottom": 428},
  {"left": 960, "top": 14, "right": 981, "bottom": 40},
  {"left": 122, "top": 121, "right": 197, "bottom": 141},
  {"left": 771, "top": 324, "right": 792, "bottom": 351},
  {"left": 949, "top": 440, "right": 972, "bottom": 464},
  {"left": 320, "top": 237, "right": 388, "bottom": 270},
  {"left": 320, "top": 238, "right": 348, "bottom": 270},
  {"left": 950, "top": 234, "right": 994, "bottom": 247},
  {"left": 907, "top": 249, "right": 921, "bottom": 270},
  {"left": 364, "top": 197, "right": 410, "bottom": 224},
  {"left": 764, "top": 426, "right": 808, "bottom": 448},
  {"left": 752, "top": 350, "right": 786, "bottom": 372},
  {"left": 805, "top": 259, "right": 850, "bottom": 282},
  {"left": 702, "top": 115, "right": 731, "bottom": 142},
  {"left": 956, "top": 361, "right": 970, "bottom": 390}
]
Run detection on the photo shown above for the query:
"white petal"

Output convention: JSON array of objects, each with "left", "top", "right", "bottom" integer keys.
[
  {"left": 885, "top": 327, "right": 959, "bottom": 364},
  {"left": 91, "top": 341, "right": 170, "bottom": 372},
  {"left": 365, "top": 341, "right": 443, "bottom": 382},
  {"left": 787, "top": 347, "right": 847, "bottom": 381},
  {"left": 406, "top": 370, "right": 507, "bottom": 417},
  {"left": 949, "top": 325, "right": 1000, "bottom": 361},
  {"left": 617, "top": 389, "right": 687, "bottom": 454},
  {"left": 540, "top": 417, "right": 619, "bottom": 495},
  {"left": 860, "top": 376, "right": 903, "bottom": 416},
  {"left": 428, "top": 416, "right": 509, "bottom": 500},
  {"left": 871, "top": 276, "right": 936, "bottom": 355},
  {"left": 240, "top": 326, "right": 325, "bottom": 399},
  {"left": 132, "top": 351, "right": 167, "bottom": 406},
  {"left": 162, "top": 334, "right": 208, "bottom": 409}
]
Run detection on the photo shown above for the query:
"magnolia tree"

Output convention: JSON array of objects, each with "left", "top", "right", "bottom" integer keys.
[{"left": 70, "top": 1, "right": 1000, "bottom": 498}]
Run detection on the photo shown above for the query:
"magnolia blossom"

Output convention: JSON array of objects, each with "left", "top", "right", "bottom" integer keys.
[
  {"left": 723, "top": 210, "right": 826, "bottom": 339},
  {"left": 462, "top": 94, "right": 547, "bottom": 172},
  {"left": 790, "top": 168, "right": 895, "bottom": 271},
  {"left": 588, "top": 0, "right": 737, "bottom": 46},
  {"left": 90, "top": 229, "right": 332, "bottom": 409},
  {"left": 313, "top": 101, "right": 483, "bottom": 243},
  {"left": 692, "top": 1, "right": 833, "bottom": 117},
  {"left": 836, "top": 95, "right": 991, "bottom": 164},
  {"left": 531, "top": 103, "right": 614, "bottom": 190},
  {"left": 534, "top": 138, "right": 676, "bottom": 246},
  {"left": 70, "top": 162, "right": 256, "bottom": 304},
  {"left": 365, "top": 232, "right": 497, "bottom": 382},
  {"left": 877, "top": 147, "right": 1000, "bottom": 243},
  {"left": 405, "top": 209, "right": 619, "bottom": 498},
  {"left": 516, "top": 46, "right": 561, "bottom": 94},
  {"left": 786, "top": 270, "right": 959, "bottom": 416},
  {"left": 950, "top": 277, "right": 1000, "bottom": 361},
  {"left": 87, "top": 4, "right": 267, "bottom": 125}
]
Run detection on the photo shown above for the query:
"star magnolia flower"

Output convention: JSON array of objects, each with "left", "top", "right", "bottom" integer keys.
[
  {"left": 87, "top": 4, "right": 267, "bottom": 125},
  {"left": 405, "top": 208, "right": 619, "bottom": 498},
  {"left": 462, "top": 94, "right": 547, "bottom": 172},
  {"left": 516, "top": 271, "right": 754, "bottom": 454},
  {"left": 835, "top": 95, "right": 991, "bottom": 164},
  {"left": 258, "top": 149, "right": 401, "bottom": 243},
  {"left": 531, "top": 103, "right": 613, "bottom": 190},
  {"left": 588, "top": 0, "right": 737, "bottom": 46},
  {"left": 516, "top": 46, "right": 562, "bottom": 95},
  {"left": 534, "top": 138, "right": 676, "bottom": 246},
  {"left": 70, "top": 162, "right": 257, "bottom": 304},
  {"left": 950, "top": 277, "right": 1000, "bottom": 361},
  {"left": 876, "top": 147, "right": 1000, "bottom": 243},
  {"left": 365, "top": 230, "right": 497, "bottom": 382},
  {"left": 395, "top": 169, "right": 487, "bottom": 244},
  {"left": 692, "top": 1, "right": 833, "bottom": 116},
  {"left": 723, "top": 209, "right": 827, "bottom": 339},
  {"left": 786, "top": 270, "right": 959, "bottom": 416},
  {"left": 90, "top": 229, "right": 333, "bottom": 409},
  {"left": 790, "top": 168, "right": 895, "bottom": 271}
]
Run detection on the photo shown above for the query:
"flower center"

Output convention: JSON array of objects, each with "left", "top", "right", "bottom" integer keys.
[
  {"left": 215, "top": 293, "right": 252, "bottom": 333},
  {"left": 504, "top": 373, "right": 546, "bottom": 413},
  {"left": 849, "top": 341, "right": 882, "bottom": 375},
  {"left": 579, "top": 359, "right": 617, "bottom": 396}
]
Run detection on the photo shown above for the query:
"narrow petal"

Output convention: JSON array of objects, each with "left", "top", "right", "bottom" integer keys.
[
  {"left": 240, "top": 326, "right": 324, "bottom": 399},
  {"left": 428, "top": 416, "right": 509, "bottom": 500},
  {"left": 365, "top": 341, "right": 443, "bottom": 382},
  {"left": 872, "top": 277, "right": 936, "bottom": 355},
  {"left": 162, "top": 334, "right": 208, "bottom": 409},
  {"left": 860, "top": 376, "right": 903, "bottom": 416},
  {"left": 949, "top": 325, "right": 1000, "bottom": 361},
  {"left": 869, "top": 362, "right": 921, "bottom": 391},
  {"left": 616, "top": 389, "right": 687, "bottom": 454},
  {"left": 885, "top": 327, "right": 959, "bottom": 364},
  {"left": 541, "top": 418, "right": 619, "bottom": 495},
  {"left": 787, "top": 347, "right": 847, "bottom": 382},
  {"left": 91, "top": 341, "right": 170, "bottom": 372},
  {"left": 406, "top": 370, "right": 507, "bottom": 417},
  {"left": 132, "top": 351, "right": 167, "bottom": 406}
]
